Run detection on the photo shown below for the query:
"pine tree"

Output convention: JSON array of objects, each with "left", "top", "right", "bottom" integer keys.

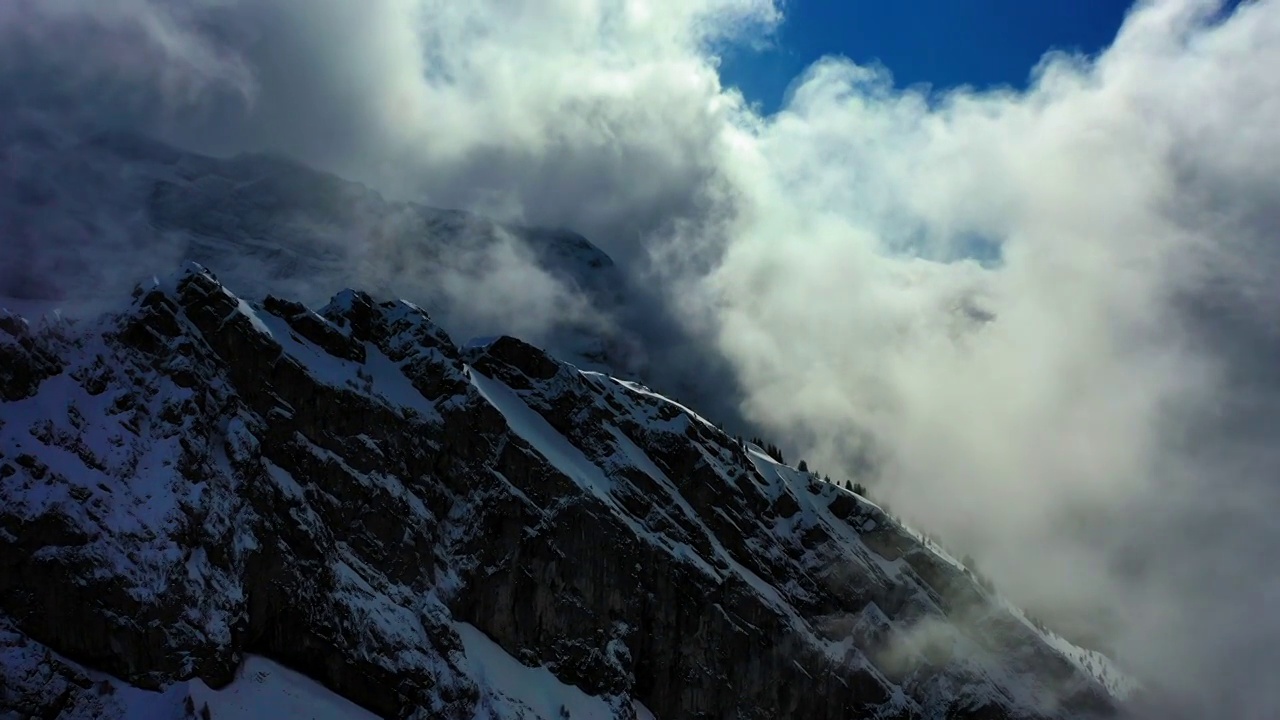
[{"left": 798, "top": 459, "right": 809, "bottom": 473}]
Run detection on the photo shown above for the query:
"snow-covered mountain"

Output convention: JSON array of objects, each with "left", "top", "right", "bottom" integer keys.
[{"left": 1, "top": 265, "right": 1128, "bottom": 718}]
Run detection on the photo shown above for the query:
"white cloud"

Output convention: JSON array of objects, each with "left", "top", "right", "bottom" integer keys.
[{"left": 695, "top": 1, "right": 1280, "bottom": 712}]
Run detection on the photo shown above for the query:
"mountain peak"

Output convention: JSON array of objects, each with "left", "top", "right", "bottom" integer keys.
[{"left": 1, "top": 274, "right": 1127, "bottom": 719}]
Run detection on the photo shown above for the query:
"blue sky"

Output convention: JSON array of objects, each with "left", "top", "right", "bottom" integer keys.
[{"left": 721, "top": 0, "right": 1137, "bottom": 112}]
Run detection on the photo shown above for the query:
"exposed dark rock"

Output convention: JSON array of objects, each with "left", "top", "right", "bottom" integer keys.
[
  {"left": 473, "top": 336, "right": 563, "bottom": 384},
  {"left": 263, "top": 295, "right": 366, "bottom": 363},
  {"left": 0, "top": 311, "right": 65, "bottom": 401}
]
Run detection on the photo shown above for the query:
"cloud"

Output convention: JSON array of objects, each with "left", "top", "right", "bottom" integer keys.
[
  {"left": 352, "top": 216, "right": 617, "bottom": 347},
  {"left": 6, "top": 0, "right": 1280, "bottom": 715},
  {"left": 696, "top": 1, "right": 1280, "bottom": 714},
  {"left": 0, "top": 0, "right": 772, "bottom": 262},
  {"left": 0, "top": 0, "right": 256, "bottom": 124}
]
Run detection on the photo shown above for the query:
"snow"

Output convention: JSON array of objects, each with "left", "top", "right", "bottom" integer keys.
[
  {"left": 509, "top": 364, "right": 1121, "bottom": 716},
  {"left": 188, "top": 657, "right": 380, "bottom": 720},
  {"left": 468, "top": 368, "right": 617, "bottom": 504},
  {"left": 263, "top": 459, "right": 306, "bottom": 500},
  {"left": 250, "top": 307, "right": 442, "bottom": 422},
  {"left": 999, "top": 596, "right": 1141, "bottom": 700},
  {"left": 325, "top": 289, "right": 362, "bottom": 314},
  {"left": 100, "top": 656, "right": 381, "bottom": 720},
  {"left": 234, "top": 297, "right": 273, "bottom": 337},
  {"left": 606, "top": 376, "right": 717, "bottom": 429},
  {"left": 6, "top": 620, "right": 646, "bottom": 720},
  {"left": 606, "top": 425, "right": 792, "bottom": 613},
  {"left": 469, "top": 367, "right": 731, "bottom": 583},
  {"left": 0, "top": 338, "right": 201, "bottom": 604},
  {"left": 360, "top": 342, "right": 444, "bottom": 421},
  {"left": 456, "top": 623, "right": 621, "bottom": 720},
  {"left": 0, "top": 617, "right": 376, "bottom": 720}
]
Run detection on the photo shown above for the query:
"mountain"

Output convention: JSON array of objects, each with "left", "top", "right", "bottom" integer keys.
[
  {"left": 0, "top": 265, "right": 1129, "bottom": 719},
  {"left": 0, "top": 115, "right": 769, "bottom": 455},
  {"left": 0, "top": 116, "right": 630, "bottom": 375}
]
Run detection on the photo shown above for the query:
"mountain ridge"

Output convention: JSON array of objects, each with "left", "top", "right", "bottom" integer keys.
[
  {"left": 3, "top": 118, "right": 761, "bottom": 440},
  {"left": 0, "top": 264, "right": 1128, "bottom": 719}
]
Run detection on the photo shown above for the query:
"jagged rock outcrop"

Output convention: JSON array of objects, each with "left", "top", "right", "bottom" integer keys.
[{"left": 0, "top": 266, "right": 1123, "bottom": 719}]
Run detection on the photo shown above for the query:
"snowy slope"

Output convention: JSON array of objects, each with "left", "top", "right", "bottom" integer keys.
[
  {"left": 457, "top": 623, "right": 658, "bottom": 720},
  {"left": 1, "top": 614, "right": 654, "bottom": 720},
  {"left": 1, "top": 266, "right": 1130, "bottom": 720},
  {"left": 2, "top": 615, "right": 373, "bottom": 720},
  {"left": 118, "top": 656, "right": 381, "bottom": 720}
]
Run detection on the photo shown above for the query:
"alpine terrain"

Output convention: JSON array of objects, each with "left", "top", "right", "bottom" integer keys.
[{"left": 0, "top": 264, "right": 1132, "bottom": 719}]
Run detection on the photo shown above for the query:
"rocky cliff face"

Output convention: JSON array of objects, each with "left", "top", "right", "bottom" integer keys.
[{"left": 1, "top": 266, "right": 1124, "bottom": 719}]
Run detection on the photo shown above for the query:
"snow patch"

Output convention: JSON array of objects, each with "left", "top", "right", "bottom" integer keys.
[
  {"left": 456, "top": 623, "right": 620, "bottom": 720},
  {"left": 102, "top": 656, "right": 381, "bottom": 720},
  {"left": 468, "top": 368, "right": 616, "bottom": 504}
]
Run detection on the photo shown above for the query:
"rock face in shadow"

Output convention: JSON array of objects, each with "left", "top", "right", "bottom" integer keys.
[{"left": 0, "top": 266, "right": 1120, "bottom": 719}]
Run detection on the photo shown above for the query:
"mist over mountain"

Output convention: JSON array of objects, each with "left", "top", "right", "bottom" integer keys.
[
  {"left": 4, "top": 0, "right": 1280, "bottom": 717},
  {"left": 0, "top": 111, "right": 752, "bottom": 441}
]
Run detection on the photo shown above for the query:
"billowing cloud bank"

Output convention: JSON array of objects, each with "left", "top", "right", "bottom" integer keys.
[{"left": 5, "top": 0, "right": 1280, "bottom": 715}]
